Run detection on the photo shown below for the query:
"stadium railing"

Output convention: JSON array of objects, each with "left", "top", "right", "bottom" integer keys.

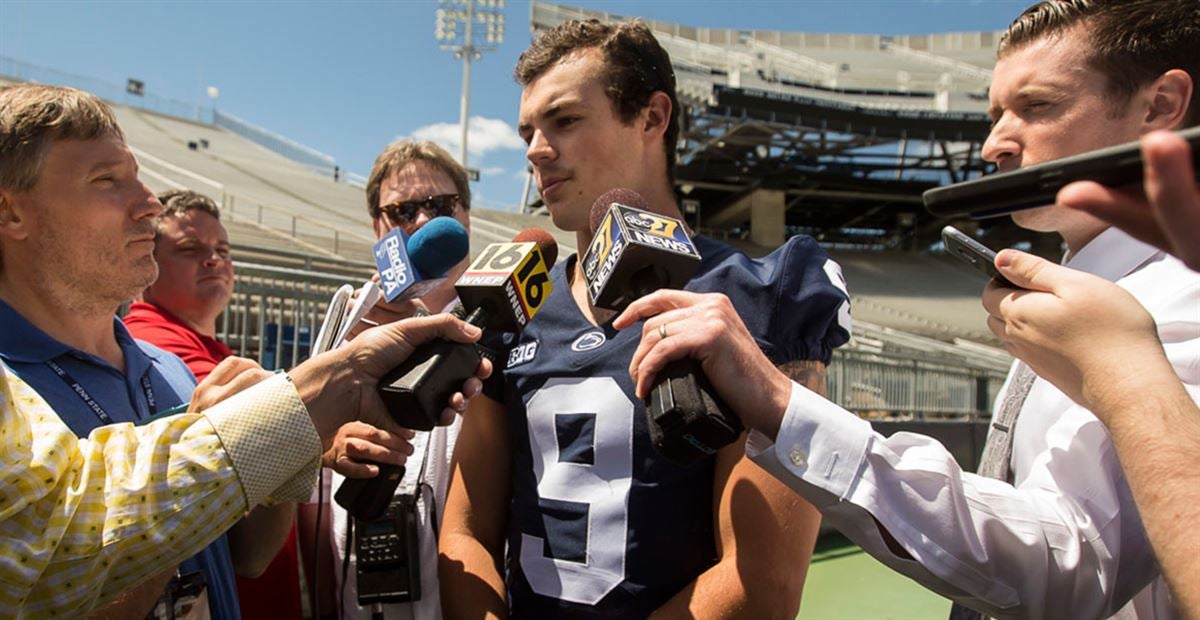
[
  {"left": 218, "top": 253, "right": 373, "bottom": 370},
  {"left": 530, "top": 1, "right": 994, "bottom": 113},
  {"left": 653, "top": 30, "right": 758, "bottom": 78},
  {"left": 343, "top": 171, "right": 370, "bottom": 189},
  {"left": 213, "top": 109, "right": 339, "bottom": 179},
  {"left": 0, "top": 55, "right": 212, "bottom": 123},
  {"left": 0, "top": 56, "right": 362, "bottom": 188},
  {"left": 831, "top": 350, "right": 1006, "bottom": 420},
  {"left": 830, "top": 317, "right": 1009, "bottom": 420},
  {"left": 882, "top": 42, "right": 993, "bottom": 85},
  {"left": 745, "top": 38, "right": 839, "bottom": 87}
]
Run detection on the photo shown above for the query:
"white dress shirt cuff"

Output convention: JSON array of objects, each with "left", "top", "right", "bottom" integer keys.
[{"left": 746, "top": 380, "right": 874, "bottom": 507}]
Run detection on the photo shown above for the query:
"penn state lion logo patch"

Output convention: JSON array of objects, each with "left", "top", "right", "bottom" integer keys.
[{"left": 571, "top": 331, "right": 606, "bottom": 352}]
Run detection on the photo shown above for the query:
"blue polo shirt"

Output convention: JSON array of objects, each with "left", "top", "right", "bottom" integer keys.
[{"left": 0, "top": 297, "right": 242, "bottom": 619}]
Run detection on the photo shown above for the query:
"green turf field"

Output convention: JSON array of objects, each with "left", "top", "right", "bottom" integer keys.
[{"left": 797, "top": 535, "right": 952, "bottom": 619}]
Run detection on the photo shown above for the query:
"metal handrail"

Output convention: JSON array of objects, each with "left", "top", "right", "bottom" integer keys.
[{"left": 231, "top": 244, "right": 376, "bottom": 272}]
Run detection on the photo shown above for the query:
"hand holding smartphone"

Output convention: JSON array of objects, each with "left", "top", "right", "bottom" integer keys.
[{"left": 941, "top": 226, "right": 1016, "bottom": 288}]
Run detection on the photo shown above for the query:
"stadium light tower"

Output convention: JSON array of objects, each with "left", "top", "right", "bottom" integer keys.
[{"left": 436, "top": 0, "right": 505, "bottom": 170}]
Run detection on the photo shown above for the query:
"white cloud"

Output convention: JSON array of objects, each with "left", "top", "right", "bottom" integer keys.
[
  {"left": 481, "top": 166, "right": 506, "bottom": 177},
  {"left": 409, "top": 116, "right": 524, "bottom": 159}
]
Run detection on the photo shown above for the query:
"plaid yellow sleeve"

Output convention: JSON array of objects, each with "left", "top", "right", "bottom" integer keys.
[{"left": 0, "top": 367, "right": 320, "bottom": 617}]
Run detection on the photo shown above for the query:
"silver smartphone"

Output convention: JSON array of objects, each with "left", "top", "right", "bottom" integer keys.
[{"left": 941, "top": 226, "right": 1014, "bottom": 287}]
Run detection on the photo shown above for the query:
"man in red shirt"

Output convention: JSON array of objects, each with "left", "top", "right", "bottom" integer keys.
[
  {"left": 125, "top": 189, "right": 304, "bottom": 619},
  {"left": 125, "top": 189, "right": 234, "bottom": 381}
]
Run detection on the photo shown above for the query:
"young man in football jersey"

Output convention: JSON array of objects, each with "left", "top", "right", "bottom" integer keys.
[{"left": 438, "top": 20, "right": 851, "bottom": 617}]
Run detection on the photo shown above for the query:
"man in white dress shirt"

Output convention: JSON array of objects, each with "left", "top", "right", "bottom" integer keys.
[
  {"left": 613, "top": 1, "right": 1199, "bottom": 618},
  {"left": 980, "top": 130, "right": 1200, "bottom": 616}
]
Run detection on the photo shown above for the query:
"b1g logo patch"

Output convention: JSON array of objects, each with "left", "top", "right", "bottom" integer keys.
[{"left": 507, "top": 341, "right": 539, "bottom": 368}]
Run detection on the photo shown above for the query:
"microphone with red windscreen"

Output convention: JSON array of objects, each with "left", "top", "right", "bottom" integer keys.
[{"left": 454, "top": 227, "right": 557, "bottom": 331}]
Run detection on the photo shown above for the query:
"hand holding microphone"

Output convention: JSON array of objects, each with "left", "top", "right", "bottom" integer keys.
[
  {"left": 614, "top": 289, "right": 795, "bottom": 443},
  {"left": 336, "top": 228, "right": 558, "bottom": 519},
  {"left": 581, "top": 189, "right": 743, "bottom": 464},
  {"left": 287, "top": 313, "right": 492, "bottom": 448},
  {"left": 323, "top": 421, "right": 416, "bottom": 479},
  {"left": 375, "top": 227, "right": 557, "bottom": 431}
]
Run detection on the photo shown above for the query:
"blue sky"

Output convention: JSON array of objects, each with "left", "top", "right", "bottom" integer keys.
[{"left": 0, "top": 0, "right": 1029, "bottom": 211}]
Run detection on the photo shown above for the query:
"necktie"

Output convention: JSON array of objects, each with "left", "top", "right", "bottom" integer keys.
[
  {"left": 947, "top": 363, "right": 1038, "bottom": 619},
  {"left": 977, "top": 363, "right": 1037, "bottom": 482}
]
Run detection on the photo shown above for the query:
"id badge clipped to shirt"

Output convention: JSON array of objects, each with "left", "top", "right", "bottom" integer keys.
[{"left": 147, "top": 570, "right": 210, "bottom": 620}]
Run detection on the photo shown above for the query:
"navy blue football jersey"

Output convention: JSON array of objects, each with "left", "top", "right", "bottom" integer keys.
[{"left": 482, "top": 235, "right": 850, "bottom": 618}]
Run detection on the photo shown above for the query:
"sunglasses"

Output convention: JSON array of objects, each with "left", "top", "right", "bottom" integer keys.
[{"left": 376, "top": 193, "right": 463, "bottom": 226}]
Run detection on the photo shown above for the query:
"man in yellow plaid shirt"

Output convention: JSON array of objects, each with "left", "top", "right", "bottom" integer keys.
[
  {"left": 0, "top": 84, "right": 490, "bottom": 618},
  {"left": 0, "top": 316, "right": 486, "bottom": 617}
]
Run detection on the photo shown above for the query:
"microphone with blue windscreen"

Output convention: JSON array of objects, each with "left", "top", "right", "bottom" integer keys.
[{"left": 373, "top": 216, "right": 470, "bottom": 303}]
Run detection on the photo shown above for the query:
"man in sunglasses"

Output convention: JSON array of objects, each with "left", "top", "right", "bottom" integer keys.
[
  {"left": 307, "top": 139, "right": 473, "bottom": 620},
  {"left": 362, "top": 150, "right": 471, "bottom": 322}
]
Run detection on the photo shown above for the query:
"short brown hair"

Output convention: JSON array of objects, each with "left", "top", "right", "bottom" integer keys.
[
  {"left": 999, "top": 0, "right": 1200, "bottom": 126},
  {"left": 366, "top": 140, "right": 471, "bottom": 218},
  {"left": 515, "top": 19, "right": 681, "bottom": 183},
  {"left": 155, "top": 189, "right": 221, "bottom": 238},
  {"left": 0, "top": 84, "right": 124, "bottom": 193}
]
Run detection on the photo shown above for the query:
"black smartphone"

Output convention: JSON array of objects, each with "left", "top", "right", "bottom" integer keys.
[
  {"left": 924, "top": 125, "right": 1200, "bottom": 219},
  {"left": 941, "top": 226, "right": 1014, "bottom": 287}
]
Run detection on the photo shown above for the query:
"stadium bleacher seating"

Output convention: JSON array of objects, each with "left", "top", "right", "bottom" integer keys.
[
  {"left": 3, "top": 13, "right": 1012, "bottom": 415},
  {"left": 531, "top": 1, "right": 995, "bottom": 113}
]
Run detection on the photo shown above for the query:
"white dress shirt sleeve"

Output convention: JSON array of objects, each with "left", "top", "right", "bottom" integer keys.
[
  {"left": 746, "top": 231, "right": 1197, "bottom": 620},
  {"left": 747, "top": 381, "right": 1157, "bottom": 620}
]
